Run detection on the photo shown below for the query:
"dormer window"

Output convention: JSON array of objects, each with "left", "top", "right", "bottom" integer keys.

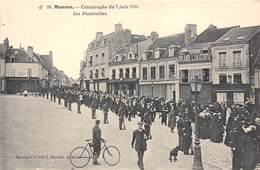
[
  {"left": 155, "top": 50, "right": 160, "bottom": 59},
  {"left": 142, "top": 53, "right": 147, "bottom": 61},
  {"left": 115, "top": 55, "right": 122, "bottom": 62},
  {"left": 169, "top": 47, "right": 175, "bottom": 57},
  {"left": 155, "top": 49, "right": 163, "bottom": 59},
  {"left": 129, "top": 53, "right": 132, "bottom": 60},
  {"left": 10, "top": 55, "right": 16, "bottom": 62}
]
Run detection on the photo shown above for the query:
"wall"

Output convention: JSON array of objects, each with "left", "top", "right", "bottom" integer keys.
[
  {"left": 109, "top": 62, "right": 140, "bottom": 79},
  {"left": 6, "top": 63, "right": 42, "bottom": 78},
  {"left": 85, "top": 46, "right": 109, "bottom": 80},
  {"left": 211, "top": 44, "right": 250, "bottom": 84},
  {"left": 140, "top": 57, "right": 178, "bottom": 81}
]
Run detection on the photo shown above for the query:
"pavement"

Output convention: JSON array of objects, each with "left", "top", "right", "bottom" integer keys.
[{"left": 0, "top": 95, "right": 233, "bottom": 170}]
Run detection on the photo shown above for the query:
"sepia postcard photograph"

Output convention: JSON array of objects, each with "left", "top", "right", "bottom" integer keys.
[{"left": 0, "top": 0, "right": 260, "bottom": 169}]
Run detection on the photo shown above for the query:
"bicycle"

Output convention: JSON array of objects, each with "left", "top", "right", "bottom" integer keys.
[{"left": 69, "top": 139, "right": 121, "bottom": 168}]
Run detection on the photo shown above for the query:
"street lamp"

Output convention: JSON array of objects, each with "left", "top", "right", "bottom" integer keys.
[{"left": 190, "top": 76, "right": 204, "bottom": 170}]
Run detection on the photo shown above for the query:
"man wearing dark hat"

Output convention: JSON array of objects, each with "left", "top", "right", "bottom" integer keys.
[
  {"left": 92, "top": 120, "right": 102, "bottom": 165},
  {"left": 131, "top": 121, "right": 149, "bottom": 170}
]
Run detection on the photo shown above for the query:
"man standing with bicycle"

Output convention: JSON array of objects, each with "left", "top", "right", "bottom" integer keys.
[
  {"left": 131, "top": 121, "right": 150, "bottom": 170},
  {"left": 92, "top": 120, "right": 102, "bottom": 165}
]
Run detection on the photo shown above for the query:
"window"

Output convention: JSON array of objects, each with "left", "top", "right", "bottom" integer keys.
[
  {"left": 151, "top": 67, "right": 156, "bottom": 79},
  {"left": 181, "top": 70, "right": 188, "bottom": 82},
  {"left": 119, "top": 68, "right": 123, "bottom": 79},
  {"left": 102, "top": 52, "right": 105, "bottom": 58},
  {"left": 89, "top": 56, "right": 93, "bottom": 66},
  {"left": 227, "top": 75, "right": 232, "bottom": 84},
  {"left": 217, "top": 93, "right": 227, "bottom": 103},
  {"left": 96, "top": 54, "right": 98, "bottom": 64},
  {"left": 112, "top": 69, "right": 116, "bottom": 79},
  {"left": 169, "top": 64, "right": 175, "bottom": 78},
  {"left": 95, "top": 69, "right": 99, "bottom": 78},
  {"left": 125, "top": 68, "right": 129, "bottom": 79},
  {"left": 101, "top": 68, "right": 105, "bottom": 77},
  {"left": 219, "top": 74, "right": 227, "bottom": 84},
  {"left": 233, "top": 92, "right": 244, "bottom": 104},
  {"left": 90, "top": 70, "right": 93, "bottom": 79},
  {"left": 10, "top": 55, "right": 15, "bottom": 62},
  {"left": 142, "top": 67, "right": 147, "bottom": 80},
  {"left": 202, "top": 68, "right": 209, "bottom": 82},
  {"left": 129, "top": 53, "right": 132, "bottom": 60},
  {"left": 132, "top": 67, "right": 136, "bottom": 78},
  {"left": 233, "top": 51, "right": 241, "bottom": 66},
  {"left": 234, "top": 73, "right": 242, "bottom": 84},
  {"left": 169, "top": 47, "right": 175, "bottom": 57},
  {"left": 155, "top": 50, "right": 160, "bottom": 59},
  {"left": 159, "top": 66, "right": 165, "bottom": 79},
  {"left": 219, "top": 52, "right": 227, "bottom": 67}
]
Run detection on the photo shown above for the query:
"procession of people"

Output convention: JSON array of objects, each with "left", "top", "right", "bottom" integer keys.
[{"left": 39, "top": 86, "right": 260, "bottom": 170}]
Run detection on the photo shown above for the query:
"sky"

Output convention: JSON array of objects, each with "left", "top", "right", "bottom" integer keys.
[{"left": 1, "top": 0, "right": 260, "bottom": 79}]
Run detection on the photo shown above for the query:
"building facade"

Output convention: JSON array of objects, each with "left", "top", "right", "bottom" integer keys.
[
  {"left": 108, "top": 36, "right": 152, "bottom": 95},
  {"left": 5, "top": 46, "right": 49, "bottom": 93},
  {"left": 80, "top": 23, "right": 147, "bottom": 92},
  {"left": 0, "top": 39, "right": 8, "bottom": 93},
  {"left": 211, "top": 26, "right": 260, "bottom": 105},
  {"left": 178, "top": 25, "right": 235, "bottom": 104},
  {"left": 139, "top": 32, "right": 186, "bottom": 101}
]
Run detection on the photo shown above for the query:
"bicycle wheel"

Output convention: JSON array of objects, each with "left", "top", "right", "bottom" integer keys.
[
  {"left": 70, "top": 146, "right": 91, "bottom": 168},
  {"left": 102, "top": 146, "right": 120, "bottom": 166}
]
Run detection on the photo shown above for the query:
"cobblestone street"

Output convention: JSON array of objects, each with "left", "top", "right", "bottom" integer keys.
[{"left": 1, "top": 95, "right": 232, "bottom": 170}]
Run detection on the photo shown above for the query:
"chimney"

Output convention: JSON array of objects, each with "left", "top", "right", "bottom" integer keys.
[
  {"left": 49, "top": 50, "right": 52, "bottom": 57},
  {"left": 185, "top": 24, "right": 197, "bottom": 44},
  {"left": 150, "top": 31, "right": 159, "bottom": 41},
  {"left": 96, "top": 32, "right": 103, "bottom": 39},
  {"left": 4, "top": 38, "right": 9, "bottom": 47},
  {"left": 115, "top": 23, "right": 123, "bottom": 32},
  {"left": 27, "top": 46, "right": 34, "bottom": 56}
]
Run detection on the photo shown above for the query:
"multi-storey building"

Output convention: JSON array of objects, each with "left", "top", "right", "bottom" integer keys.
[
  {"left": 0, "top": 38, "right": 8, "bottom": 93},
  {"left": 211, "top": 25, "right": 260, "bottom": 105},
  {"left": 179, "top": 25, "right": 236, "bottom": 104},
  {"left": 107, "top": 35, "right": 153, "bottom": 95},
  {"left": 139, "top": 31, "right": 187, "bottom": 101},
  {"left": 80, "top": 23, "right": 146, "bottom": 92},
  {"left": 5, "top": 46, "right": 49, "bottom": 93}
]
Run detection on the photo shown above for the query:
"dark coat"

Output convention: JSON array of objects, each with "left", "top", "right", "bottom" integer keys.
[
  {"left": 92, "top": 125, "right": 101, "bottom": 151},
  {"left": 131, "top": 129, "right": 148, "bottom": 152}
]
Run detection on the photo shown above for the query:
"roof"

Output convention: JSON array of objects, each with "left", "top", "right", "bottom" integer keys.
[
  {"left": 39, "top": 54, "right": 53, "bottom": 71},
  {"left": 191, "top": 26, "right": 237, "bottom": 44},
  {"left": 148, "top": 33, "right": 185, "bottom": 50},
  {"left": 142, "top": 33, "right": 185, "bottom": 61},
  {"left": 6, "top": 48, "right": 38, "bottom": 63},
  {"left": 215, "top": 25, "right": 260, "bottom": 44},
  {"left": 131, "top": 34, "right": 147, "bottom": 43}
]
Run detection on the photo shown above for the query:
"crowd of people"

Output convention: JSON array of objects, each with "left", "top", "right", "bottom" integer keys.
[{"left": 38, "top": 86, "right": 260, "bottom": 170}]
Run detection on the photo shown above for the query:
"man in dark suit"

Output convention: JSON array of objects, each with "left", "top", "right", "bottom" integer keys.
[
  {"left": 92, "top": 120, "right": 102, "bottom": 165},
  {"left": 131, "top": 121, "right": 149, "bottom": 170}
]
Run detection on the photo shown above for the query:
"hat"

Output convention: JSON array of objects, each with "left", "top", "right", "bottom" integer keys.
[
  {"left": 95, "top": 120, "right": 100, "bottom": 124},
  {"left": 138, "top": 121, "right": 143, "bottom": 125}
]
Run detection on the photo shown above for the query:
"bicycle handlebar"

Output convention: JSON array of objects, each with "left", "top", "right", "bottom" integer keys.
[{"left": 85, "top": 139, "right": 106, "bottom": 142}]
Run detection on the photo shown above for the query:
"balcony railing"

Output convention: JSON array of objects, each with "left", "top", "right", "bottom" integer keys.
[{"left": 179, "top": 53, "right": 212, "bottom": 63}]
